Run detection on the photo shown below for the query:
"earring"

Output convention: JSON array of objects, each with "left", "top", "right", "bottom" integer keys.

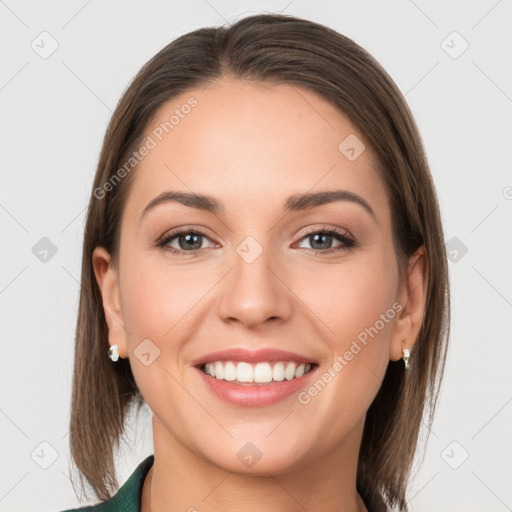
[
  {"left": 108, "top": 344, "right": 120, "bottom": 362},
  {"left": 402, "top": 340, "right": 410, "bottom": 370}
]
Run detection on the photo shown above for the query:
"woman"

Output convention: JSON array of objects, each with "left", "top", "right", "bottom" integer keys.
[{"left": 61, "top": 13, "right": 450, "bottom": 512}]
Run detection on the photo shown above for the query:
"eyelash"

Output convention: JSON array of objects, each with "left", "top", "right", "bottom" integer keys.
[{"left": 157, "top": 225, "right": 356, "bottom": 257}]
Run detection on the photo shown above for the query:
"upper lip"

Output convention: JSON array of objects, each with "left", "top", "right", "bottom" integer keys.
[{"left": 192, "top": 347, "right": 316, "bottom": 366}]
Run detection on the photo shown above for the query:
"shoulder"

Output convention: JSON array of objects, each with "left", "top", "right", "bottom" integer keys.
[{"left": 56, "top": 455, "right": 154, "bottom": 512}]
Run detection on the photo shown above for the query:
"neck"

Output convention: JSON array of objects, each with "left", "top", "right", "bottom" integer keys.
[{"left": 143, "top": 416, "right": 368, "bottom": 512}]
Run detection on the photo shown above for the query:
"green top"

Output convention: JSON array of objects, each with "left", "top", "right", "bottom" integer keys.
[
  {"left": 59, "top": 455, "right": 154, "bottom": 512},
  {"left": 59, "top": 454, "right": 386, "bottom": 511}
]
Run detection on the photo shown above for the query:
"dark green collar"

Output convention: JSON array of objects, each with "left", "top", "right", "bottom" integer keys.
[
  {"left": 60, "top": 455, "right": 154, "bottom": 511},
  {"left": 62, "top": 454, "right": 385, "bottom": 511}
]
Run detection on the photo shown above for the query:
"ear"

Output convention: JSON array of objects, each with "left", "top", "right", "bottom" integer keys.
[
  {"left": 389, "top": 245, "right": 428, "bottom": 361},
  {"left": 92, "top": 246, "right": 128, "bottom": 359}
]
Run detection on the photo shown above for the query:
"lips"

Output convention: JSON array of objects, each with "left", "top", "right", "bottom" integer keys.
[
  {"left": 190, "top": 346, "right": 319, "bottom": 407},
  {"left": 195, "top": 362, "right": 318, "bottom": 407},
  {"left": 191, "top": 346, "right": 316, "bottom": 367}
]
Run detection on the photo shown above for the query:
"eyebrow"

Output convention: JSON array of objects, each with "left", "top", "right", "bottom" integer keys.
[{"left": 140, "top": 189, "right": 376, "bottom": 222}]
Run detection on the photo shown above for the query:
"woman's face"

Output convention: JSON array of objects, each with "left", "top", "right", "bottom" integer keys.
[{"left": 95, "top": 78, "right": 425, "bottom": 475}]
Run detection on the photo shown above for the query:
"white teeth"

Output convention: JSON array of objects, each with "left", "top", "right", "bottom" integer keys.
[
  {"left": 295, "top": 363, "right": 306, "bottom": 378},
  {"left": 272, "top": 362, "right": 285, "bottom": 381},
  {"left": 237, "top": 362, "right": 253, "bottom": 382},
  {"left": 224, "top": 361, "right": 237, "bottom": 381},
  {"left": 284, "top": 362, "right": 296, "bottom": 380},
  {"left": 254, "top": 362, "right": 273, "bottom": 383},
  {"left": 202, "top": 361, "right": 313, "bottom": 384},
  {"left": 214, "top": 361, "right": 223, "bottom": 380}
]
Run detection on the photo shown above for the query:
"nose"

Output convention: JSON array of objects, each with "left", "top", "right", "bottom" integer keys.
[{"left": 218, "top": 241, "right": 294, "bottom": 329}]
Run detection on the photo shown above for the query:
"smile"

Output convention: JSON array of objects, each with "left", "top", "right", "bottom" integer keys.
[{"left": 201, "top": 360, "right": 315, "bottom": 385}]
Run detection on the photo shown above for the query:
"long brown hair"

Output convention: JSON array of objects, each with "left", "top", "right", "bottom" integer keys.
[{"left": 70, "top": 13, "right": 450, "bottom": 510}]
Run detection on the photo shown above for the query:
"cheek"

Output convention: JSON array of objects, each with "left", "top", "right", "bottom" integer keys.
[
  {"left": 120, "top": 251, "right": 200, "bottom": 338},
  {"left": 118, "top": 254, "right": 194, "bottom": 408},
  {"left": 295, "top": 252, "right": 398, "bottom": 353},
  {"left": 295, "top": 255, "right": 399, "bottom": 432}
]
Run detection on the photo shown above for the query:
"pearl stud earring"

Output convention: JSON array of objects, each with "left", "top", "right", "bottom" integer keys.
[
  {"left": 108, "top": 344, "right": 120, "bottom": 362},
  {"left": 402, "top": 340, "right": 410, "bottom": 370}
]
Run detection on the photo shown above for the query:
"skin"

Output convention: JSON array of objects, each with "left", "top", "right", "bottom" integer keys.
[{"left": 93, "top": 78, "right": 427, "bottom": 512}]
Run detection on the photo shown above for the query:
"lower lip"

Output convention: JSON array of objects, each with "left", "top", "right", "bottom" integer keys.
[{"left": 195, "top": 365, "right": 317, "bottom": 407}]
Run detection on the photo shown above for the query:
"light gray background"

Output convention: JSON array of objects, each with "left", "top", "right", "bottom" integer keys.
[{"left": 1, "top": 1, "right": 511, "bottom": 511}]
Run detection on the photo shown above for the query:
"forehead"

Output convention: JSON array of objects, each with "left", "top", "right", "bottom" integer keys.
[{"left": 123, "top": 78, "right": 390, "bottom": 223}]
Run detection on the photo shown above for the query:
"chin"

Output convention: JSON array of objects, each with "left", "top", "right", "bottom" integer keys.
[{"left": 194, "top": 435, "right": 312, "bottom": 476}]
